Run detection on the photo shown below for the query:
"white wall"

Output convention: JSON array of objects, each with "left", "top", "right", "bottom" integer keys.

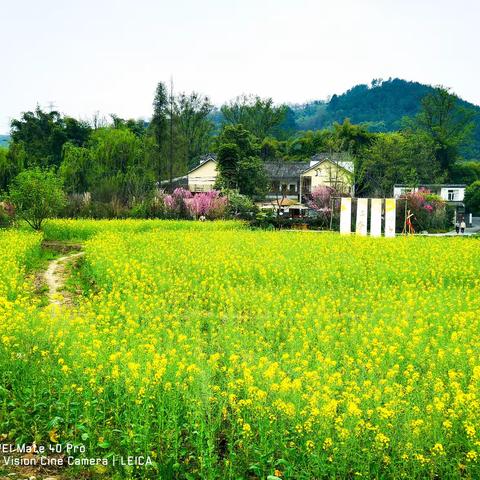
[
  {"left": 187, "top": 160, "right": 218, "bottom": 192},
  {"left": 394, "top": 186, "right": 465, "bottom": 202},
  {"left": 440, "top": 187, "right": 464, "bottom": 202}
]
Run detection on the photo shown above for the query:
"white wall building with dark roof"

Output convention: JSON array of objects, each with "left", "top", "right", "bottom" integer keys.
[{"left": 393, "top": 184, "right": 466, "bottom": 203}]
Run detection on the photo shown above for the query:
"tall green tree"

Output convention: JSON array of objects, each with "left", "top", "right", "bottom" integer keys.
[
  {"left": 356, "top": 132, "right": 439, "bottom": 197},
  {"left": 331, "top": 119, "right": 374, "bottom": 155},
  {"left": 176, "top": 92, "right": 214, "bottom": 168},
  {"left": 220, "top": 95, "right": 287, "bottom": 140},
  {"left": 287, "top": 129, "right": 333, "bottom": 160},
  {"left": 0, "top": 148, "right": 7, "bottom": 192},
  {"left": 406, "top": 87, "right": 475, "bottom": 176},
  {"left": 0, "top": 146, "right": 19, "bottom": 192},
  {"left": 216, "top": 143, "right": 240, "bottom": 188},
  {"left": 58, "top": 123, "right": 158, "bottom": 203},
  {"left": 59, "top": 143, "right": 94, "bottom": 194},
  {"left": 450, "top": 161, "right": 480, "bottom": 184},
  {"left": 149, "top": 83, "right": 169, "bottom": 179},
  {"left": 87, "top": 127, "right": 154, "bottom": 202},
  {"left": 215, "top": 125, "right": 268, "bottom": 198},
  {"left": 464, "top": 181, "right": 480, "bottom": 214},
  {"left": 110, "top": 115, "right": 147, "bottom": 137},
  {"left": 259, "top": 137, "right": 286, "bottom": 161},
  {"left": 10, "top": 107, "right": 91, "bottom": 169},
  {"left": 271, "top": 106, "right": 298, "bottom": 139}
]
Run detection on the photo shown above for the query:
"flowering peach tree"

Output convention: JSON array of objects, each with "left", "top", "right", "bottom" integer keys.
[
  {"left": 401, "top": 189, "right": 450, "bottom": 231},
  {"left": 307, "top": 186, "right": 336, "bottom": 227},
  {"left": 164, "top": 188, "right": 227, "bottom": 219}
]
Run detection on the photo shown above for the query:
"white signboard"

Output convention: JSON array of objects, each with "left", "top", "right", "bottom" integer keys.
[
  {"left": 370, "top": 198, "right": 382, "bottom": 237},
  {"left": 384, "top": 198, "right": 396, "bottom": 237},
  {"left": 339, "top": 197, "right": 352, "bottom": 234},
  {"left": 355, "top": 198, "right": 368, "bottom": 236}
]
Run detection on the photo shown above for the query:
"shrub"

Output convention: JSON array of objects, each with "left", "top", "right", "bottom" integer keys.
[
  {"left": 129, "top": 193, "right": 167, "bottom": 219},
  {"left": 164, "top": 188, "right": 228, "bottom": 220},
  {"left": 164, "top": 188, "right": 193, "bottom": 218},
  {"left": 400, "top": 189, "right": 451, "bottom": 232},
  {"left": 186, "top": 191, "right": 228, "bottom": 219},
  {"left": 224, "top": 190, "right": 258, "bottom": 220},
  {"left": 8, "top": 168, "right": 66, "bottom": 230}
]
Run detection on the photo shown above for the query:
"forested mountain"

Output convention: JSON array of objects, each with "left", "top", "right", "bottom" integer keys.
[
  {"left": 292, "top": 79, "right": 429, "bottom": 131},
  {"left": 290, "top": 78, "right": 480, "bottom": 158}
]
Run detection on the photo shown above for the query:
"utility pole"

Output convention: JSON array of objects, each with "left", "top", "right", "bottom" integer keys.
[
  {"left": 169, "top": 77, "right": 174, "bottom": 186},
  {"left": 46, "top": 101, "right": 58, "bottom": 113}
]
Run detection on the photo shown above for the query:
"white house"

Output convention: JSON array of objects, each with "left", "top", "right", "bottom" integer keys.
[
  {"left": 298, "top": 153, "right": 354, "bottom": 201},
  {"left": 186, "top": 154, "right": 218, "bottom": 192},
  {"left": 393, "top": 184, "right": 466, "bottom": 203}
]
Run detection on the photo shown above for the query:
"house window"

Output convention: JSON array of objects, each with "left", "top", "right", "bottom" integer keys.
[
  {"left": 288, "top": 183, "right": 296, "bottom": 192},
  {"left": 448, "top": 189, "right": 458, "bottom": 201}
]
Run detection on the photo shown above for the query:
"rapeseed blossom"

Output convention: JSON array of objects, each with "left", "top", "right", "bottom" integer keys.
[{"left": 0, "top": 221, "right": 479, "bottom": 478}]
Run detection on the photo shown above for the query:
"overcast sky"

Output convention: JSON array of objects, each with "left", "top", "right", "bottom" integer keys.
[{"left": 1, "top": 0, "right": 478, "bottom": 133}]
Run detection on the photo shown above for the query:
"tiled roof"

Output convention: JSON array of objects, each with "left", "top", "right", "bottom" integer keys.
[
  {"left": 264, "top": 161, "right": 309, "bottom": 179},
  {"left": 310, "top": 152, "right": 351, "bottom": 163}
]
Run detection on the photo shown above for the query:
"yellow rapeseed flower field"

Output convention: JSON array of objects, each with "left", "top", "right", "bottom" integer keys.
[{"left": 1, "top": 220, "right": 480, "bottom": 479}]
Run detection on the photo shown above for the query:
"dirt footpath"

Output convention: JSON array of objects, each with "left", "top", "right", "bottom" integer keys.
[{"left": 44, "top": 252, "right": 85, "bottom": 307}]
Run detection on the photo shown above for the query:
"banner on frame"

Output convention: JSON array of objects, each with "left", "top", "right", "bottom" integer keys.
[
  {"left": 339, "top": 197, "right": 352, "bottom": 234},
  {"left": 370, "top": 198, "right": 382, "bottom": 237},
  {"left": 384, "top": 198, "right": 396, "bottom": 237},
  {"left": 355, "top": 198, "right": 368, "bottom": 236}
]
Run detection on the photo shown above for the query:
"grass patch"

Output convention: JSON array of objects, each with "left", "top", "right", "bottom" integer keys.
[{"left": 63, "top": 254, "right": 96, "bottom": 299}]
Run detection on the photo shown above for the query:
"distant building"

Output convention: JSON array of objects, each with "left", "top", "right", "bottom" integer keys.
[
  {"left": 187, "top": 154, "right": 217, "bottom": 192},
  {"left": 298, "top": 153, "right": 354, "bottom": 201},
  {"left": 264, "top": 162, "right": 308, "bottom": 200},
  {"left": 393, "top": 183, "right": 470, "bottom": 225},
  {"left": 393, "top": 184, "right": 466, "bottom": 203}
]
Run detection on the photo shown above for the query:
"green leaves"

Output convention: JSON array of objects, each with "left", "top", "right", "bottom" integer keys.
[
  {"left": 410, "top": 87, "right": 475, "bottom": 175},
  {"left": 464, "top": 180, "right": 480, "bottom": 214},
  {"left": 220, "top": 95, "right": 287, "bottom": 141},
  {"left": 215, "top": 125, "right": 268, "bottom": 198},
  {"left": 10, "top": 107, "right": 91, "bottom": 170},
  {"left": 8, "top": 168, "right": 66, "bottom": 230}
]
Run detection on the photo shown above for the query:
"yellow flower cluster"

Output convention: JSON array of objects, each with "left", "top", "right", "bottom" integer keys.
[
  {"left": 0, "top": 229, "right": 41, "bottom": 346},
  {"left": 1, "top": 222, "right": 480, "bottom": 478}
]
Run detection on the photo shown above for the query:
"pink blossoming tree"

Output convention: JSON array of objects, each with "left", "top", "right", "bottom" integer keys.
[
  {"left": 163, "top": 188, "right": 193, "bottom": 217},
  {"left": 401, "top": 188, "right": 449, "bottom": 231},
  {"left": 163, "top": 188, "right": 227, "bottom": 219},
  {"left": 186, "top": 191, "right": 228, "bottom": 219},
  {"left": 307, "top": 186, "right": 336, "bottom": 227}
]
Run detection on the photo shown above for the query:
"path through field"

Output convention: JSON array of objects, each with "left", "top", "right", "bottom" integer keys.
[{"left": 44, "top": 251, "right": 84, "bottom": 308}]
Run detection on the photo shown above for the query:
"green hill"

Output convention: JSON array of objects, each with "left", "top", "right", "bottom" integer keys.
[
  {"left": 0, "top": 135, "right": 10, "bottom": 148},
  {"left": 291, "top": 78, "right": 480, "bottom": 159}
]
